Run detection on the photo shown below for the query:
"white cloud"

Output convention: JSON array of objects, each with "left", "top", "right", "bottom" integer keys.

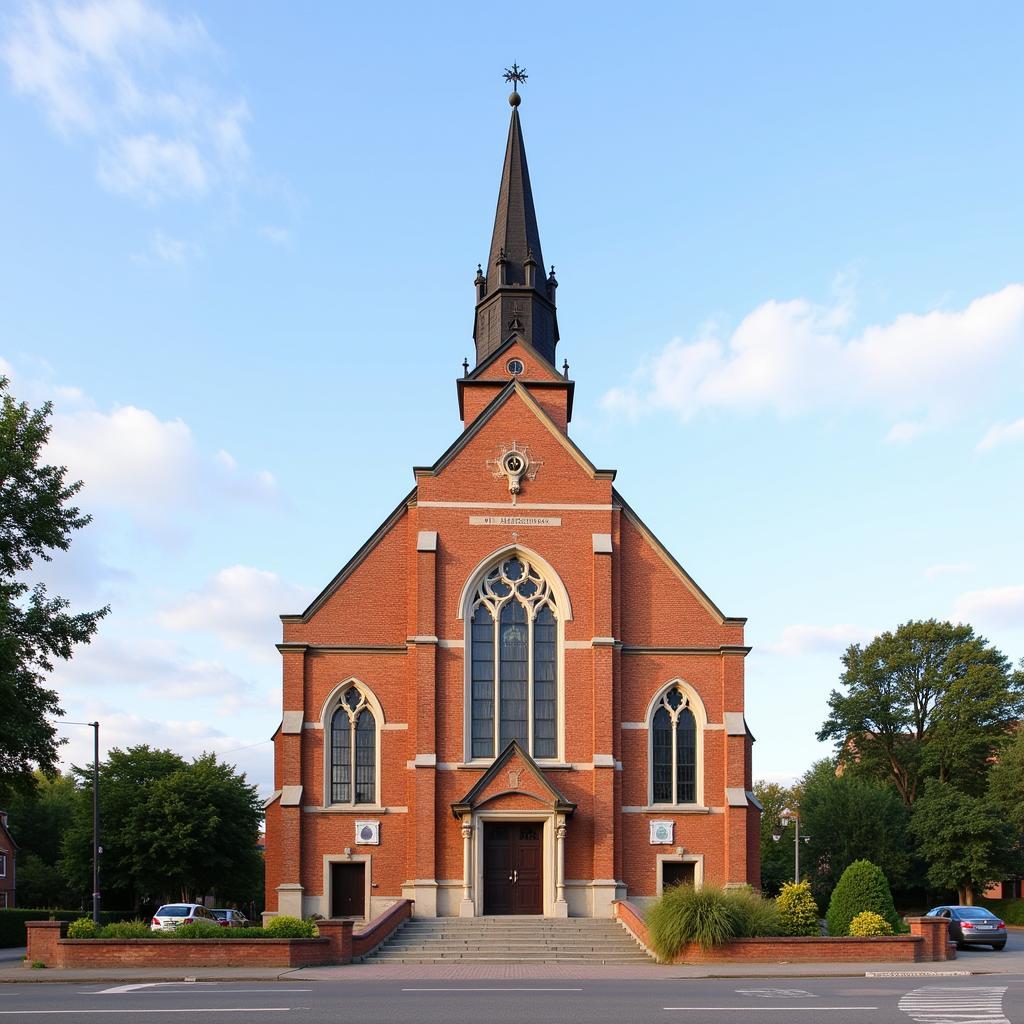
[
  {"left": 952, "top": 585, "right": 1024, "bottom": 630},
  {"left": 2, "top": 0, "right": 248, "bottom": 202},
  {"left": 604, "top": 283, "right": 1024, "bottom": 437},
  {"left": 46, "top": 401, "right": 276, "bottom": 519},
  {"left": 924, "top": 563, "right": 972, "bottom": 581},
  {"left": 140, "top": 228, "right": 199, "bottom": 264},
  {"left": 977, "top": 417, "right": 1024, "bottom": 452},
  {"left": 259, "top": 225, "right": 290, "bottom": 246},
  {"left": 763, "top": 623, "right": 872, "bottom": 656},
  {"left": 158, "top": 565, "right": 311, "bottom": 659}
]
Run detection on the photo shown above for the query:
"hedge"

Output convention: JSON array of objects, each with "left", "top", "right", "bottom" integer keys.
[
  {"left": 825, "top": 860, "right": 900, "bottom": 936},
  {"left": 979, "top": 899, "right": 1024, "bottom": 927},
  {"left": 0, "top": 909, "right": 134, "bottom": 948}
]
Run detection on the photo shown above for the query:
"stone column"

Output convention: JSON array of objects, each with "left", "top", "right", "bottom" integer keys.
[
  {"left": 553, "top": 817, "right": 569, "bottom": 917},
  {"left": 459, "top": 817, "right": 476, "bottom": 917}
]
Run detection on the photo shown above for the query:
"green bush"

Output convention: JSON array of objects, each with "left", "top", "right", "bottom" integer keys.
[
  {"left": 0, "top": 909, "right": 133, "bottom": 948},
  {"left": 775, "top": 881, "right": 820, "bottom": 936},
  {"left": 727, "top": 888, "right": 783, "bottom": 938},
  {"left": 66, "top": 918, "right": 97, "bottom": 939},
  {"left": 849, "top": 911, "right": 894, "bottom": 936},
  {"left": 825, "top": 860, "right": 900, "bottom": 936},
  {"left": 173, "top": 922, "right": 226, "bottom": 939},
  {"left": 100, "top": 920, "right": 154, "bottom": 939},
  {"left": 979, "top": 899, "right": 1024, "bottom": 926},
  {"left": 262, "top": 915, "right": 317, "bottom": 938},
  {"left": 646, "top": 885, "right": 738, "bottom": 957}
]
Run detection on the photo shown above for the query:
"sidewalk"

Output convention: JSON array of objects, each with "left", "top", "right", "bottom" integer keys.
[{"left": 1, "top": 951, "right": 1020, "bottom": 984}]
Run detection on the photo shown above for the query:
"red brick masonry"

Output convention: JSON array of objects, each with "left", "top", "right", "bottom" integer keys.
[
  {"left": 613, "top": 901, "right": 955, "bottom": 963},
  {"left": 25, "top": 900, "right": 412, "bottom": 970}
]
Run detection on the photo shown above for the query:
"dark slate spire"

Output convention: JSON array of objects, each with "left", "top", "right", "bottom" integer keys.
[{"left": 473, "top": 89, "right": 559, "bottom": 367}]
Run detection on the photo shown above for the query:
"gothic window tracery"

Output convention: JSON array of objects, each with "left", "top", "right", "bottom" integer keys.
[
  {"left": 651, "top": 684, "right": 697, "bottom": 805},
  {"left": 330, "top": 685, "right": 376, "bottom": 804},
  {"left": 468, "top": 555, "right": 559, "bottom": 759}
]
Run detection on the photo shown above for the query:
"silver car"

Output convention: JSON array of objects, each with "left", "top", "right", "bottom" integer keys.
[
  {"left": 926, "top": 905, "right": 1007, "bottom": 950},
  {"left": 210, "top": 909, "right": 249, "bottom": 929},
  {"left": 150, "top": 903, "right": 218, "bottom": 932}
]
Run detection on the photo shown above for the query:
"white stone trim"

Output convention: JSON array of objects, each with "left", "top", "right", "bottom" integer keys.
[
  {"left": 592, "top": 754, "right": 616, "bottom": 767},
  {"left": 592, "top": 533, "right": 613, "bottom": 554},
  {"left": 281, "top": 711, "right": 303, "bottom": 734},
  {"left": 725, "top": 787, "right": 749, "bottom": 807},
  {"left": 723, "top": 712, "right": 747, "bottom": 736},
  {"left": 417, "top": 501, "right": 614, "bottom": 511},
  {"left": 656, "top": 852, "right": 705, "bottom": 895},
  {"left": 621, "top": 722, "right": 645, "bottom": 730},
  {"left": 622, "top": 805, "right": 715, "bottom": 814},
  {"left": 413, "top": 753, "right": 437, "bottom": 767},
  {"left": 280, "top": 785, "right": 303, "bottom": 806},
  {"left": 438, "top": 640, "right": 464, "bottom": 649},
  {"left": 303, "top": 805, "right": 407, "bottom": 814},
  {"left": 416, "top": 530, "right": 438, "bottom": 552},
  {"left": 381, "top": 722, "right": 408, "bottom": 731}
]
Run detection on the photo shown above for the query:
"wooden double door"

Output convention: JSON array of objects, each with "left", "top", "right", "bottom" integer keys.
[{"left": 483, "top": 821, "right": 543, "bottom": 915}]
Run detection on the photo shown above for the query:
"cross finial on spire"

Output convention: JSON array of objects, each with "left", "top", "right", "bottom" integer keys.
[{"left": 503, "top": 63, "right": 527, "bottom": 107}]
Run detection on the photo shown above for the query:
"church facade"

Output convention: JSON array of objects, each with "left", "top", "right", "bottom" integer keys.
[{"left": 264, "top": 89, "right": 760, "bottom": 921}]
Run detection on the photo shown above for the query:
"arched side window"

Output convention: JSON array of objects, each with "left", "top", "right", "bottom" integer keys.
[
  {"left": 329, "top": 685, "right": 377, "bottom": 805},
  {"left": 650, "top": 683, "right": 699, "bottom": 805},
  {"left": 468, "top": 555, "right": 560, "bottom": 760}
]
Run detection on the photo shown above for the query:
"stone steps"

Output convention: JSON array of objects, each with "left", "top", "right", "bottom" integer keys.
[{"left": 362, "top": 916, "right": 654, "bottom": 965}]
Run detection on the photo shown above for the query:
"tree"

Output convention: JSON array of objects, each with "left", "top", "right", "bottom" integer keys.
[
  {"left": 0, "top": 377, "right": 107, "bottom": 802},
  {"left": 60, "top": 746, "right": 263, "bottom": 909},
  {"left": 753, "top": 779, "right": 798, "bottom": 896},
  {"left": 818, "top": 620, "right": 1024, "bottom": 806},
  {"left": 986, "top": 728, "right": 1024, "bottom": 835},
  {"left": 799, "top": 760, "right": 912, "bottom": 905},
  {"left": 7, "top": 770, "right": 77, "bottom": 865},
  {"left": 908, "top": 780, "right": 1022, "bottom": 905}
]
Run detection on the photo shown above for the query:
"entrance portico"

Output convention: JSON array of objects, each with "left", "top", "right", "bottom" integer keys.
[{"left": 452, "top": 740, "right": 575, "bottom": 917}]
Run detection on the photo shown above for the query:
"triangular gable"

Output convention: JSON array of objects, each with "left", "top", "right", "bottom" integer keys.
[
  {"left": 451, "top": 740, "right": 576, "bottom": 819},
  {"left": 614, "top": 488, "right": 744, "bottom": 627},
  {"left": 416, "top": 380, "right": 614, "bottom": 482},
  {"left": 284, "top": 488, "right": 414, "bottom": 623},
  {"left": 466, "top": 335, "right": 564, "bottom": 382}
]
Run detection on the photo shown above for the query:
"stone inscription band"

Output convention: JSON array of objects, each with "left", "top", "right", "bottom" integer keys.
[{"left": 468, "top": 515, "right": 562, "bottom": 527}]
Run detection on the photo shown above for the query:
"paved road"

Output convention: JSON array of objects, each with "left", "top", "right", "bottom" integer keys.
[{"left": 1, "top": 974, "right": 1022, "bottom": 1023}]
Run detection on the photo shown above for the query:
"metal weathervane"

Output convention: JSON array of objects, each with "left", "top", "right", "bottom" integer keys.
[{"left": 503, "top": 63, "right": 528, "bottom": 90}]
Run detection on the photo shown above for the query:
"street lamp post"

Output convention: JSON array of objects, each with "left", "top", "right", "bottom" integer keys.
[
  {"left": 65, "top": 721, "right": 101, "bottom": 924},
  {"left": 772, "top": 807, "right": 810, "bottom": 884}
]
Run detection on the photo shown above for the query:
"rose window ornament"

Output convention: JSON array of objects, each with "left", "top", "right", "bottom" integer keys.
[{"left": 488, "top": 441, "right": 542, "bottom": 504}]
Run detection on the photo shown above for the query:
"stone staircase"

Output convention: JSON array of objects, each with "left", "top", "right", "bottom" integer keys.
[{"left": 362, "top": 916, "right": 654, "bottom": 964}]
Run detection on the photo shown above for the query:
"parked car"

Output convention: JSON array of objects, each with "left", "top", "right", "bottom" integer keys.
[
  {"left": 210, "top": 909, "right": 249, "bottom": 928},
  {"left": 926, "top": 906, "right": 1007, "bottom": 949},
  {"left": 150, "top": 903, "right": 219, "bottom": 932}
]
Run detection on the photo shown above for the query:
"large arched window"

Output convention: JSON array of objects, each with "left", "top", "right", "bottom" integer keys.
[
  {"left": 330, "top": 685, "right": 377, "bottom": 805},
  {"left": 468, "top": 555, "right": 560, "bottom": 760},
  {"left": 650, "top": 684, "right": 698, "bottom": 805}
]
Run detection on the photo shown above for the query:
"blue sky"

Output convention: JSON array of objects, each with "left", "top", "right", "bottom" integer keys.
[{"left": 2, "top": 1, "right": 1022, "bottom": 794}]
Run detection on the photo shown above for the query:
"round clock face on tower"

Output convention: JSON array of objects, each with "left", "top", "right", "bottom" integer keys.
[
  {"left": 502, "top": 451, "right": 527, "bottom": 476},
  {"left": 506, "top": 358, "right": 524, "bottom": 375}
]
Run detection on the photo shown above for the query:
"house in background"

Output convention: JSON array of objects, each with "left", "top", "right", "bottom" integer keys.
[
  {"left": 263, "top": 85, "right": 760, "bottom": 921},
  {"left": 0, "top": 809, "right": 16, "bottom": 908}
]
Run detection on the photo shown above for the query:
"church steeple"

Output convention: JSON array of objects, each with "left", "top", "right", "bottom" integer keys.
[{"left": 473, "top": 72, "right": 559, "bottom": 367}]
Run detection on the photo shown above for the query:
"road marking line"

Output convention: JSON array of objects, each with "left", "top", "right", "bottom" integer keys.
[
  {"left": 898, "top": 985, "right": 1009, "bottom": 1024},
  {"left": 401, "top": 987, "right": 583, "bottom": 992},
  {"left": 0, "top": 1010, "right": 292, "bottom": 1015},
  {"left": 92, "top": 989, "right": 311, "bottom": 995},
  {"left": 663, "top": 1008, "right": 878, "bottom": 1012}
]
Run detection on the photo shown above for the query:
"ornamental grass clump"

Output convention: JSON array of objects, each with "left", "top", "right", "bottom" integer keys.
[
  {"left": 848, "top": 911, "right": 894, "bottom": 937},
  {"left": 646, "top": 885, "right": 737, "bottom": 957},
  {"left": 262, "top": 915, "right": 317, "bottom": 938},
  {"left": 727, "top": 887, "right": 783, "bottom": 938},
  {"left": 775, "top": 881, "right": 820, "bottom": 936},
  {"left": 826, "top": 860, "right": 900, "bottom": 937}
]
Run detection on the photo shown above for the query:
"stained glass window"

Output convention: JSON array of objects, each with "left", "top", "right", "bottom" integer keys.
[
  {"left": 330, "top": 686, "right": 376, "bottom": 805},
  {"left": 651, "top": 686, "right": 698, "bottom": 805}
]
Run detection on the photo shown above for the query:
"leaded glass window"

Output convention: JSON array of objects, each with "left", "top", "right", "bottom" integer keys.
[
  {"left": 651, "top": 685, "right": 697, "bottom": 804},
  {"left": 468, "top": 556, "right": 560, "bottom": 759},
  {"left": 330, "top": 686, "right": 376, "bottom": 804}
]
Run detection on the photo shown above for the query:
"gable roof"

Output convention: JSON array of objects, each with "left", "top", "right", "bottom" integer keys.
[
  {"left": 464, "top": 334, "right": 563, "bottom": 381},
  {"left": 613, "top": 488, "right": 746, "bottom": 627},
  {"left": 451, "top": 740, "right": 576, "bottom": 819},
  {"left": 417, "top": 379, "right": 613, "bottom": 481}
]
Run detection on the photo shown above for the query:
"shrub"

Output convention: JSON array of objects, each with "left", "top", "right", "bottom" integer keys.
[
  {"left": 101, "top": 919, "right": 156, "bottom": 939},
  {"left": 979, "top": 899, "right": 1024, "bottom": 927},
  {"left": 775, "top": 881, "right": 820, "bottom": 936},
  {"left": 826, "top": 860, "right": 900, "bottom": 936},
  {"left": 262, "top": 915, "right": 317, "bottom": 938},
  {"left": 646, "top": 885, "right": 737, "bottom": 957},
  {"left": 728, "top": 888, "right": 783, "bottom": 938},
  {"left": 849, "top": 911, "right": 894, "bottom": 936},
  {"left": 0, "top": 910, "right": 135, "bottom": 948},
  {"left": 66, "top": 918, "right": 97, "bottom": 939},
  {"left": 173, "top": 922, "right": 226, "bottom": 939}
]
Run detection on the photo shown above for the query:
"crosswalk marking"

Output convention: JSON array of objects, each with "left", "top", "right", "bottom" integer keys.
[{"left": 898, "top": 985, "right": 1008, "bottom": 1024}]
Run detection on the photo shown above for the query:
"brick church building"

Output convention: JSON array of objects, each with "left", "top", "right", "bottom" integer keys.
[{"left": 264, "top": 85, "right": 760, "bottom": 921}]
